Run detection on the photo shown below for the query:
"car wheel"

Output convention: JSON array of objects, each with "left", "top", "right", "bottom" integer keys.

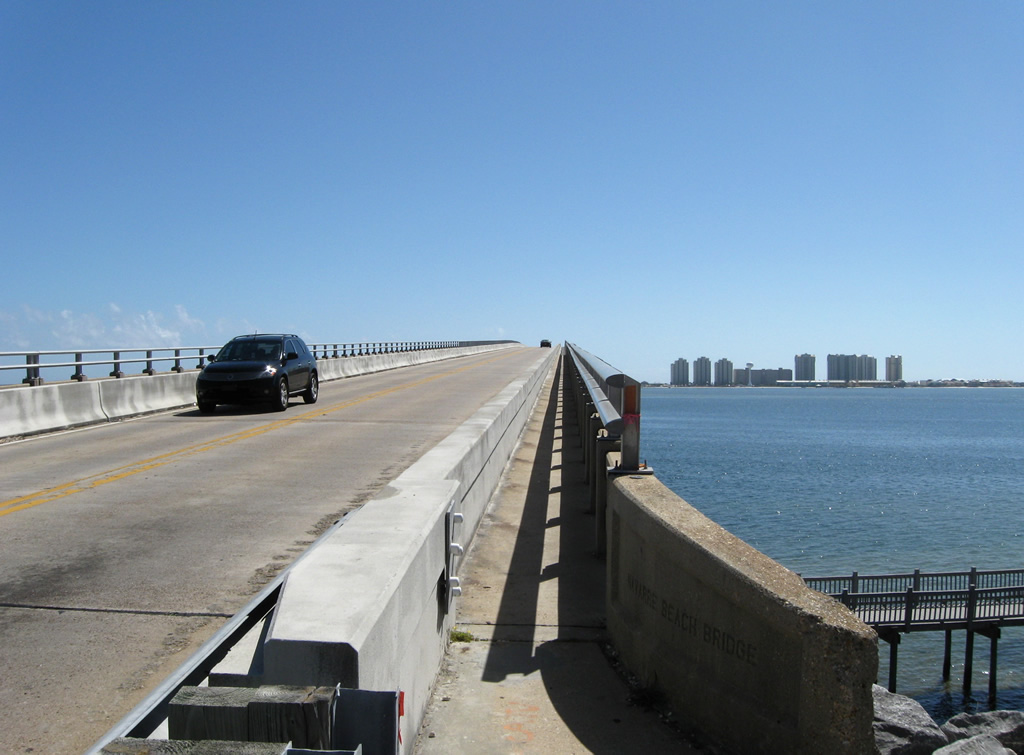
[
  {"left": 273, "top": 378, "right": 289, "bottom": 411},
  {"left": 198, "top": 400, "right": 216, "bottom": 414},
  {"left": 303, "top": 373, "right": 319, "bottom": 404}
]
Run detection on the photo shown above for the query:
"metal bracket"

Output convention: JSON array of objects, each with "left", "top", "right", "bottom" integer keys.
[
  {"left": 607, "top": 465, "right": 654, "bottom": 477},
  {"left": 443, "top": 500, "right": 465, "bottom": 613}
]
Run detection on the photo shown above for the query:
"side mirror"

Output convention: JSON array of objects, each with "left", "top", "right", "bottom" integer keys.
[
  {"left": 286, "top": 351, "right": 299, "bottom": 362},
  {"left": 207, "top": 354, "right": 216, "bottom": 362}
]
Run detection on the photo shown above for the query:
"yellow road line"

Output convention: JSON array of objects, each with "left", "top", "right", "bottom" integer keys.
[{"left": 0, "top": 350, "right": 522, "bottom": 518}]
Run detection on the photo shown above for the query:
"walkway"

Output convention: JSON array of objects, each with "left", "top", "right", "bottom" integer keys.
[{"left": 414, "top": 358, "right": 704, "bottom": 754}]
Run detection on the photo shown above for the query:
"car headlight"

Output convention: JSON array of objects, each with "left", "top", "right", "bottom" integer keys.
[{"left": 260, "top": 365, "right": 279, "bottom": 377}]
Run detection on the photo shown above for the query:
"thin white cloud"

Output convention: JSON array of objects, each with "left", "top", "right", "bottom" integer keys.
[
  {"left": 0, "top": 310, "right": 30, "bottom": 349},
  {"left": 22, "top": 304, "right": 52, "bottom": 324},
  {"left": 174, "top": 305, "right": 204, "bottom": 331},
  {"left": 0, "top": 305, "right": 214, "bottom": 350},
  {"left": 55, "top": 309, "right": 107, "bottom": 346},
  {"left": 110, "top": 311, "right": 181, "bottom": 346}
]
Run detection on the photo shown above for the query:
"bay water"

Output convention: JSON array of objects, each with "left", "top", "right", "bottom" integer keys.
[{"left": 640, "top": 386, "right": 1024, "bottom": 720}]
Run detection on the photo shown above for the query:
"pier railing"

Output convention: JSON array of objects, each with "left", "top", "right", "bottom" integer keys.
[
  {"left": 804, "top": 567, "right": 1024, "bottom": 700},
  {"left": 827, "top": 584, "right": 1024, "bottom": 630},
  {"left": 804, "top": 567, "right": 1024, "bottom": 631},
  {"left": 804, "top": 567, "right": 1024, "bottom": 597}
]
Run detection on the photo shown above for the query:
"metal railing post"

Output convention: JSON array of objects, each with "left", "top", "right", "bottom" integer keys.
[
  {"left": 621, "top": 383, "right": 640, "bottom": 471},
  {"left": 72, "top": 353, "right": 87, "bottom": 381},
  {"left": 585, "top": 411, "right": 599, "bottom": 502},
  {"left": 595, "top": 434, "right": 620, "bottom": 555},
  {"left": 23, "top": 353, "right": 43, "bottom": 386}
]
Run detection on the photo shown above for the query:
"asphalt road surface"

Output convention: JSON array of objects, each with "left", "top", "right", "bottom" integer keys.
[{"left": 0, "top": 346, "right": 544, "bottom": 754}]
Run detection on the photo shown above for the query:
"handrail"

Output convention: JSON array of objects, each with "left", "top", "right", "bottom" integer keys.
[
  {"left": 831, "top": 585, "right": 1024, "bottom": 630},
  {"left": 804, "top": 567, "right": 1024, "bottom": 631},
  {"left": 0, "top": 347, "right": 221, "bottom": 385},
  {"left": 803, "top": 567, "right": 1024, "bottom": 597},
  {"left": 1, "top": 340, "right": 518, "bottom": 386},
  {"left": 565, "top": 342, "right": 642, "bottom": 471}
]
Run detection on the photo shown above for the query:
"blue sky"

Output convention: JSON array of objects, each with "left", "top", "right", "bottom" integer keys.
[{"left": 2, "top": 2, "right": 1022, "bottom": 382}]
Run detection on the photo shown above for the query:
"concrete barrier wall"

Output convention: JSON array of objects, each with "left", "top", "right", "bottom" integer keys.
[
  {"left": 96, "top": 372, "right": 201, "bottom": 427},
  {"left": 0, "top": 343, "right": 519, "bottom": 441},
  {"left": 606, "top": 473, "right": 878, "bottom": 754},
  {"left": 260, "top": 347, "right": 558, "bottom": 753},
  {"left": 0, "top": 380, "right": 106, "bottom": 439},
  {"left": 314, "top": 343, "right": 514, "bottom": 381}
]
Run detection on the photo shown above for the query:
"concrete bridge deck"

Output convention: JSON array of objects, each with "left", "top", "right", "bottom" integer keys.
[{"left": 0, "top": 345, "right": 547, "bottom": 754}]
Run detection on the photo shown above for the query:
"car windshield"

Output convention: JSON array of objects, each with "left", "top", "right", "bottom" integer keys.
[{"left": 217, "top": 340, "right": 282, "bottom": 363}]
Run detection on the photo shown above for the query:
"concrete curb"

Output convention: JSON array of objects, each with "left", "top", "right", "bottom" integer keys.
[{"left": 259, "top": 347, "right": 558, "bottom": 753}]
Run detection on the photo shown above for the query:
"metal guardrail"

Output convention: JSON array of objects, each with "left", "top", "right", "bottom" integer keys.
[
  {"left": 1, "top": 340, "right": 517, "bottom": 386},
  {"left": 563, "top": 343, "right": 646, "bottom": 555},
  {"left": 86, "top": 511, "right": 355, "bottom": 754},
  {"left": 0, "top": 346, "right": 220, "bottom": 385},
  {"left": 308, "top": 341, "right": 459, "bottom": 359},
  {"left": 565, "top": 342, "right": 642, "bottom": 471}
]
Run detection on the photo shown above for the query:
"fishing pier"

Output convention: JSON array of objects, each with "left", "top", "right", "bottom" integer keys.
[{"left": 804, "top": 567, "right": 1024, "bottom": 702}]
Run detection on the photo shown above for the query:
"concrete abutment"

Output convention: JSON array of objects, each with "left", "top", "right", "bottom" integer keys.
[{"left": 605, "top": 471, "right": 878, "bottom": 753}]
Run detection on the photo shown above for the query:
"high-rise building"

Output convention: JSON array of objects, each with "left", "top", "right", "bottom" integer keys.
[
  {"left": 795, "top": 353, "right": 815, "bottom": 381},
  {"left": 828, "top": 354, "right": 851, "bottom": 381},
  {"left": 751, "top": 368, "right": 794, "bottom": 386},
  {"left": 670, "top": 358, "right": 689, "bottom": 386},
  {"left": 827, "top": 354, "right": 877, "bottom": 381},
  {"left": 693, "top": 356, "right": 712, "bottom": 386},
  {"left": 714, "top": 358, "right": 734, "bottom": 386},
  {"left": 886, "top": 355, "right": 903, "bottom": 382},
  {"left": 859, "top": 355, "right": 878, "bottom": 381}
]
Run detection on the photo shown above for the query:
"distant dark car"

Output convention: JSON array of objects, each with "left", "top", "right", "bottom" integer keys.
[
  {"left": 196, "top": 334, "right": 318, "bottom": 413},
  {"left": 540, "top": 339, "right": 552, "bottom": 348}
]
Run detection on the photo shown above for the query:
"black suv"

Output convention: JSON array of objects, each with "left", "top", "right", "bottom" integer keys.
[{"left": 196, "top": 334, "right": 318, "bottom": 413}]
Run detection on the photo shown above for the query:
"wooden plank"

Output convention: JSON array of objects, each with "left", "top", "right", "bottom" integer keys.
[
  {"left": 248, "top": 686, "right": 334, "bottom": 749},
  {"left": 168, "top": 685, "right": 335, "bottom": 749},
  {"left": 100, "top": 738, "right": 285, "bottom": 754},
  {"left": 169, "top": 687, "right": 252, "bottom": 742}
]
